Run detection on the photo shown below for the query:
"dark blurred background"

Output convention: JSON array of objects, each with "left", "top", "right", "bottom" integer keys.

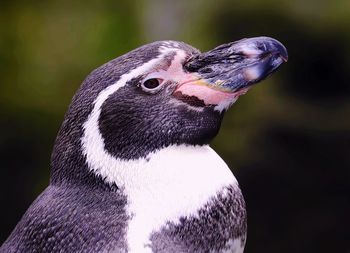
[{"left": 1, "top": 0, "right": 349, "bottom": 252}]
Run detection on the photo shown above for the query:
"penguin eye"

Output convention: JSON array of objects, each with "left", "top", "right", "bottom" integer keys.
[{"left": 141, "top": 78, "right": 164, "bottom": 93}]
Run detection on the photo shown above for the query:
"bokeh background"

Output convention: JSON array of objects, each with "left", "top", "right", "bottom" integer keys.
[{"left": 1, "top": 0, "right": 349, "bottom": 252}]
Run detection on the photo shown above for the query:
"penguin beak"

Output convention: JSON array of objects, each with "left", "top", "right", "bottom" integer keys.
[
  {"left": 184, "top": 36, "right": 288, "bottom": 92},
  {"left": 175, "top": 37, "right": 287, "bottom": 107}
]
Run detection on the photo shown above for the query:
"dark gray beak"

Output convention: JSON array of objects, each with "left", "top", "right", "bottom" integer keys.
[{"left": 184, "top": 36, "right": 288, "bottom": 92}]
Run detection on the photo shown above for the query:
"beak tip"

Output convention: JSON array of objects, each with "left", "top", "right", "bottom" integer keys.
[
  {"left": 277, "top": 46, "right": 288, "bottom": 63},
  {"left": 269, "top": 37, "right": 288, "bottom": 62},
  {"left": 185, "top": 36, "right": 288, "bottom": 93}
]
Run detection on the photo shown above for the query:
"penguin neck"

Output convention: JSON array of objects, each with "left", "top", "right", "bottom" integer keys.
[
  {"left": 87, "top": 144, "right": 237, "bottom": 192},
  {"left": 49, "top": 88, "right": 117, "bottom": 190},
  {"left": 80, "top": 97, "right": 235, "bottom": 192}
]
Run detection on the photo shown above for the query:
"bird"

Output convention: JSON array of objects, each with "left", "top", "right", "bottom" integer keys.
[{"left": 1, "top": 37, "right": 287, "bottom": 253}]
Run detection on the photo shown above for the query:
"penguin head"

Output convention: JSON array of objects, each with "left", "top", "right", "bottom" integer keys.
[{"left": 51, "top": 38, "right": 287, "bottom": 185}]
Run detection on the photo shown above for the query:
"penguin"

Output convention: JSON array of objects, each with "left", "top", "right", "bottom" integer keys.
[{"left": 1, "top": 37, "right": 287, "bottom": 253}]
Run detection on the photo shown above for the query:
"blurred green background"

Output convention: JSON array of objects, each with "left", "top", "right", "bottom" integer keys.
[{"left": 1, "top": 0, "right": 349, "bottom": 252}]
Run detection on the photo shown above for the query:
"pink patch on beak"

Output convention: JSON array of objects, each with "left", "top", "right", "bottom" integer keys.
[{"left": 175, "top": 81, "right": 249, "bottom": 105}]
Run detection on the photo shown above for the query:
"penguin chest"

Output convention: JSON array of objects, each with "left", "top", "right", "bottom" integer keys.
[{"left": 121, "top": 145, "right": 247, "bottom": 253}]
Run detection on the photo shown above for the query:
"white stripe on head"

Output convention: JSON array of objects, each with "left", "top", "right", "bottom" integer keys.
[
  {"left": 81, "top": 46, "right": 177, "bottom": 186},
  {"left": 81, "top": 46, "right": 238, "bottom": 253}
]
